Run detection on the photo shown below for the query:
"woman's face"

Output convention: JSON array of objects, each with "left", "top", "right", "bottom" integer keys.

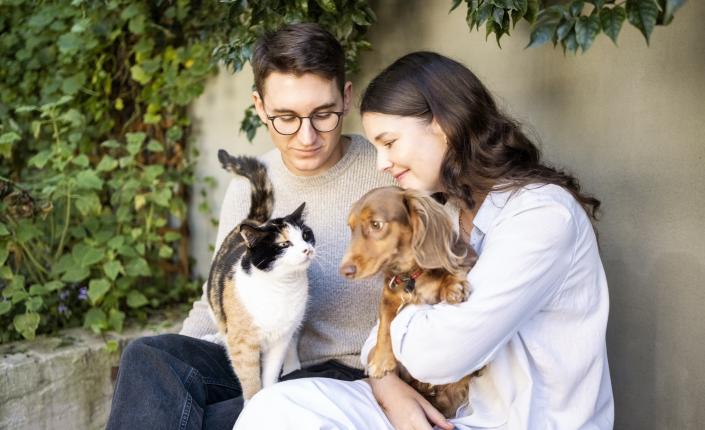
[{"left": 362, "top": 113, "right": 448, "bottom": 193}]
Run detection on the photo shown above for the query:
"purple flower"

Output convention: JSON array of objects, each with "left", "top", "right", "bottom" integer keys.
[
  {"left": 59, "top": 291, "right": 69, "bottom": 301},
  {"left": 78, "top": 287, "right": 88, "bottom": 301},
  {"left": 57, "top": 304, "right": 69, "bottom": 315}
]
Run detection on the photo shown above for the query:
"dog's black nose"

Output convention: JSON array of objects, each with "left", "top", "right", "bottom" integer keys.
[{"left": 340, "top": 264, "right": 357, "bottom": 278}]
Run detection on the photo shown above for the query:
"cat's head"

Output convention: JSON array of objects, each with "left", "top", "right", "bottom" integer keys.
[{"left": 237, "top": 202, "right": 315, "bottom": 273}]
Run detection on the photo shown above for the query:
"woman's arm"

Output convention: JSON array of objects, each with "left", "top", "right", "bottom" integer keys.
[{"left": 390, "top": 195, "right": 579, "bottom": 384}]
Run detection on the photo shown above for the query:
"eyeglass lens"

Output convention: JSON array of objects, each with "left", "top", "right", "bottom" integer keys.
[{"left": 272, "top": 112, "right": 341, "bottom": 135}]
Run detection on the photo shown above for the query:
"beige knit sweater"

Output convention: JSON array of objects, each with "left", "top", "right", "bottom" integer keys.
[{"left": 180, "top": 135, "right": 393, "bottom": 369}]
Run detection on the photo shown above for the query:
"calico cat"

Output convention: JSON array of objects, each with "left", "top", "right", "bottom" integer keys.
[{"left": 207, "top": 149, "right": 315, "bottom": 400}]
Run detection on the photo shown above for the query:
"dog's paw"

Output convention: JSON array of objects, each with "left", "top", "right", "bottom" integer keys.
[
  {"left": 441, "top": 281, "right": 470, "bottom": 304},
  {"left": 367, "top": 347, "right": 398, "bottom": 379}
]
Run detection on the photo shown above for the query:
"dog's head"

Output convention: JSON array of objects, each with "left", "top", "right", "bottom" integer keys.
[{"left": 339, "top": 186, "right": 471, "bottom": 279}]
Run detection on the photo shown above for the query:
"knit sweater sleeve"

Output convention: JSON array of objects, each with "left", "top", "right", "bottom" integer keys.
[{"left": 180, "top": 176, "right": 251, "bottom": 338}]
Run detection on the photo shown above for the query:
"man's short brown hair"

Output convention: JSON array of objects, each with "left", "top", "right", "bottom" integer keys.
[{"left": 251, "top": 23, "right": 346, "bottom": 97}]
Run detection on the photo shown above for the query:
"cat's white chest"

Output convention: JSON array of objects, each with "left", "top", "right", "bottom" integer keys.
[{"left": 234, "top": 267, "right": 308, "bottom": 346}]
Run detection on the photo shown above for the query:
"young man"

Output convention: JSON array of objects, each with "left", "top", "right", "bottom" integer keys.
[{"left": 106, "top": 23, "right": 391, "bottom": 429}]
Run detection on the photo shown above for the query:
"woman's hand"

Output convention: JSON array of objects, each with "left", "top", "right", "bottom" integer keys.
[{"left": 368, "top": 373, "right": 454, "bottom": 430}]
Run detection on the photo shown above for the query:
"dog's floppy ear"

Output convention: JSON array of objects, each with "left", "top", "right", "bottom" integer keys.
[{"left": 404, "top": 190, "right": 468, "bottom": 274}]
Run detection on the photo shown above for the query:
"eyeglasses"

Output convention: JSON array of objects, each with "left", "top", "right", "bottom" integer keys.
[{"left": 265, "top": 110, "right": 344, "bottom": 135}]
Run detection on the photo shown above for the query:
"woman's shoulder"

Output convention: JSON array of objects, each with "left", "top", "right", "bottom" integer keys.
[
  {"left": 514, "top": 183, "right": 578, "bottom": 209},
  {"left": 487, "top": 183, "right": 586, "bottom": 229},
  {"left": 476, "top": 184, "right": 586, "bottom": 257}
]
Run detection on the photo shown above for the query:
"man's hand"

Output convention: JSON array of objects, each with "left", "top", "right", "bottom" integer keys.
[{"left": 367, "top": 373, "right": 454, "bottom": 430}]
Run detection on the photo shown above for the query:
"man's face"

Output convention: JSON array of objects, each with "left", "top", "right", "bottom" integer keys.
[{"left": 253, "top": 72, "right": 352, "bottom": 176}]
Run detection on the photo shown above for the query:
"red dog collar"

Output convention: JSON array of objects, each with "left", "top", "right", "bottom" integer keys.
[{"left": 388, "top": 269, "right": 424, "bottom": 293}]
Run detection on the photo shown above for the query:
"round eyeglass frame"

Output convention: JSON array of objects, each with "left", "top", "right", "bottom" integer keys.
[{"left": 265, "top": 111, "right": 344, "bottom": 135}]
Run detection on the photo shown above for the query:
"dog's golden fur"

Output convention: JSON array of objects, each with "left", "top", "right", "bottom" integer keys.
[{"left": 340, "top": 186, "right": 478, "bottom": 418}]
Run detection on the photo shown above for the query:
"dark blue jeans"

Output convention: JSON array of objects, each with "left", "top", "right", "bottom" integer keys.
[{"left": 106, "top": 334, "right": 364, "bottom": 430}]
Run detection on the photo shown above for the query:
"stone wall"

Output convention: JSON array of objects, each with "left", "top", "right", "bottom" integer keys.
[{"left": 0, "top": 320, "right": 181, "bottom": 430}]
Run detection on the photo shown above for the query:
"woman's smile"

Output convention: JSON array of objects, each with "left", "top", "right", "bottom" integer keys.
[{"left": 392, "top": 169, "right": 409, "bottom": 182}]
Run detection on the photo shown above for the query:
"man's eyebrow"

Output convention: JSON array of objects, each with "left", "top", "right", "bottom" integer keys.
[{"left": 269, "top": 101, "right": 338, "bottom": 115}]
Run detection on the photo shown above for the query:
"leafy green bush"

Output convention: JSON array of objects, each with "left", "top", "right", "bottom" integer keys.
[
  {"left": 0, "top": 0, "right": 226, "bottom": 342},
  {"left": 0, "top": 0, "right": 375, "bottom": 343}
]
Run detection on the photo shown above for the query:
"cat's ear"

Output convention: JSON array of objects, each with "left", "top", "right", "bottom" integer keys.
[
  {"left": 288, "top": 202, "right": 306, "bottom": 221},
  {"left": 237, "top": 222, "right": 265, "bottom": 248}
]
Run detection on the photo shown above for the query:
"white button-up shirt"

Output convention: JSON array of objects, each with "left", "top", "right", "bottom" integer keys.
[{"left": 362, "top": 184, "right": 614, "bottom": 429}]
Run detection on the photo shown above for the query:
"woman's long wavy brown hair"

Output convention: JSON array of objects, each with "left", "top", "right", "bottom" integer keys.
[{"left": 360, "top": 51, "right": 600, "bottom": 221}]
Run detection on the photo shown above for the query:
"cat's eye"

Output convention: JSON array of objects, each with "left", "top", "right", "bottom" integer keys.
[
  {"left": 302, "top": 230, "right": 312, "bottom": 241},
  {"left": 278, "top": 241, "right": 291, "bottom": 249}
]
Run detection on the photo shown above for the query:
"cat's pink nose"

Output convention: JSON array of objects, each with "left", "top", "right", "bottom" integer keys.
[{"left": 303, "top": 248, "right": 313, "bottom": 256}]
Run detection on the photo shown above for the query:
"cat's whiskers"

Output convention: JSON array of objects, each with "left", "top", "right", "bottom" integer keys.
[
  {"left": 311, "top": 256, "right": 337, "bottom": 273},
  {"left": 312, "top": 258, "right": 327, "bottom": 273},
  {"left": 311, "top": 241, "right": 332, "bottom": 253},
  {"left": 310, "top": 244, "right": 335, "bottom": 263}
]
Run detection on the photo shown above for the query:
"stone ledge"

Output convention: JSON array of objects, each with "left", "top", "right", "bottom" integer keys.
[{"left": 0, "top": 316, "right": 183, "bottom": 430}]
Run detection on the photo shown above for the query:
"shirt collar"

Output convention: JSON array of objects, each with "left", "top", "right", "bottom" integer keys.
[{"left": 473, "top": 188, "right": 514, "bottom": 235}]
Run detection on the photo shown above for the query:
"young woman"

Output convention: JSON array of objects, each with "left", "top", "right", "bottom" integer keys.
[{"left": 233, "top": 51, "right": 614, "bottom": 430}]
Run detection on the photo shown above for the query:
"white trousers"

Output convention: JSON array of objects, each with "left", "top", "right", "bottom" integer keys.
[{"left": 233, "top": 378, "right": 395, "bottom": 430}]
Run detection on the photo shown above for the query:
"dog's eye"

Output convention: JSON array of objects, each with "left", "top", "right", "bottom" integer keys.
[{"left": 370, "top": 221, "right": 383, "bottom": 231}]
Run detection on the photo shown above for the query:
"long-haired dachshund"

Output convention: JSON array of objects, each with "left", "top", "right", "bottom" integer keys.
[{"left": 339, "top": 186, "right": 478, "bottom": 418}]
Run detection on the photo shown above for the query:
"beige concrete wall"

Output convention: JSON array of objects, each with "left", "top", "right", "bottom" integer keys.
[
  {"left": 189, "top": 2, "right": 705, "bottom": 428},
  {"left": 189, "top": 64, "right": 274, "bottom": 278}
]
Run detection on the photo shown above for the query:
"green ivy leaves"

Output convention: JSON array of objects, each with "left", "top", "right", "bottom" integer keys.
[
  {"left": 626, "top": 0, "right": 660, "bottom": 44},
  {"left": 0, "top": 132, "right": 20, "bottom": 158},
  {"left": 14, "top": 312, "right": 40, "bottom": 340},
  {"left": 601, "top": 6, "right": 627, "bottom": 44},
  {"left": 0, "top": 0, "right": 210, "bottom": 343},
  {"left": 462, "top": 0, "right": 540, "bottom": 45},
  {"left": 454, "top": 0, "right": 687, "bottom": 54}
]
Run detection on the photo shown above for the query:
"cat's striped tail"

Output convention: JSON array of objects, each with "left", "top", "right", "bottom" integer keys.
[{"left": 217, "top": 149, "right": 273, "bottom": 224}]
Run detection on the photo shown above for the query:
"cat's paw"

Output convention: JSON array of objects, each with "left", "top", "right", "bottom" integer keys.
[
  {"left": 201, "top": 333, "right": 225, "bottom": 346},
  {"left": 367, "top": 346, "right": 398, "bottom": 379}
]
